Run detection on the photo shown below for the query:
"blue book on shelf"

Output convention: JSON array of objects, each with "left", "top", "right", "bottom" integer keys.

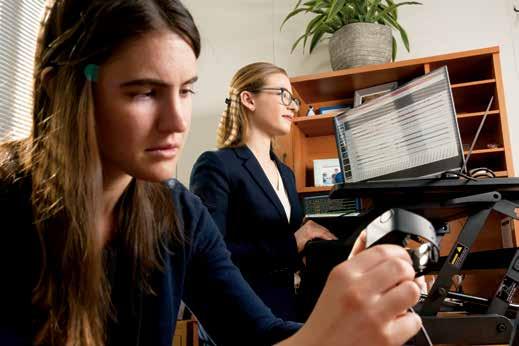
[{"left": 319, "top": 105, "right": 351, "bottom": 114}]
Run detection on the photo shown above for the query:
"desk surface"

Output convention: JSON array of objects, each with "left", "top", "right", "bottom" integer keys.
[
  {"left": 331, "top": 177, "right": 519, "bottom": 199},
  {"left": 330, "top": 177, "right": 519, "bottom": 222}
]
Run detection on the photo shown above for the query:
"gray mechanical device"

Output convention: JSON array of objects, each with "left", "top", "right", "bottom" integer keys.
[{"left": 366, "top": 208, "right": 440, "bottom": 275}]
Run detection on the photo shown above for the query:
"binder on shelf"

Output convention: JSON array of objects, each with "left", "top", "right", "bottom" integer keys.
[{"left": 303, "top": 194, "right": 360, "bottom": 218}]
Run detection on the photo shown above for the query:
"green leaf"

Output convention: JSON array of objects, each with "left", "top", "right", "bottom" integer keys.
[
  {"left": 351, "top": 0, "right": 365, "bottom": 17},
  {"left": 291, "top": 33, "right": 308, "bottom": 53},
  {"left": 309, "top": 28, "right": 327, "bottom": 53},
  {"left": 302, "top": 0, "right": 327, "bottom": 12},
  {"left": 400, "top": 27, "right": 410, "bottom": 51},
  {"left": 327, "top": 0, "right": 347, "bottom": 21},
  {"left": 373, "top": 1, "right": 420, "bottom": 23},
  {"left": 372, "top": 3, "right": 398, "bottom": 22},
  {"left": 292, "top": 0, "right": 304, "bottom": 11},
  {"left": 302, "top": 13, "right": 327, "bottom": 50},
  {"left": 310, "top": 0, "right": 326, "bottom": 12},
  {"left": 327, "top": 0, "right": 338, "bottom": 19},
  {"left": 339, "top": 4, "right": 355, "bottom": 22},
  {"left": 280, "top": 7, "right": 309, "bottom": 29},
  {"left": 396, "top": 1, "right": 422, "bottom": 5},
  {"left": 305, "top": 13, "right": 326, "bottom": 36},
  {"left": 330, "top": 16, "right": 344, "bottom": 30},
  {"left": 384, "top": 14, "right": 410, "bottom": 51},
  {"left": 386, "top": 0, "right": 398, "bottom": 19},
  {"left": 392, "top": 36, "right": 397, "bottom": 61},
  {"left": 300, "top": 0, "right": 317, "bottom": 8},
  {"left": 366, "top": 0, "right": 383, "bottom": 22}
]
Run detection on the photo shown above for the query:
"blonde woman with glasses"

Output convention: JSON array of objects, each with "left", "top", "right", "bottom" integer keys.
[{"left": 191, "top": 62, "right": 343, "bottom": 321}]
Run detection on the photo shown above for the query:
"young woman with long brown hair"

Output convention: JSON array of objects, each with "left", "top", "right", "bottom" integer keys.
[{"left": 0, "top": 1, "right": 423, "bottom": 345}]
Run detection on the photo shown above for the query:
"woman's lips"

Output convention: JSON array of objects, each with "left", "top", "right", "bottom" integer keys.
[{"left": 146, "top": 144, "right": 179, "bottom": 159}]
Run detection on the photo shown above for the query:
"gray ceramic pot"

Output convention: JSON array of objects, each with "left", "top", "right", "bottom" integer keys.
[{"left": 329, "top": 22, "right": 392, "bottom": 70}]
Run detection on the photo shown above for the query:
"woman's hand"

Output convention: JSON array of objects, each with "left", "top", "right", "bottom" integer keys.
[
  {"left": 294, "top": 220, "right": 337, "bottom": 253},
  {"left": 278, "top": 244, "right": 422, "bottom": 346},
  {"left": 349, "top": 230, "right": 429, "bottom": 294}
]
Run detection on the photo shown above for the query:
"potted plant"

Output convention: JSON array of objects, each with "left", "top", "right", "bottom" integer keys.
[{"left": 282, "top": 0, "right": 422, "bottom": 70}]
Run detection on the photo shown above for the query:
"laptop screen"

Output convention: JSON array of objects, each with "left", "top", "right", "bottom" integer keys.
[{"left": 334, "top": 66, "right": 463, "bottom": 183}]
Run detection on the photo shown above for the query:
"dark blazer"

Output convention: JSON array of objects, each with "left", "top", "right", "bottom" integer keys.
[
  {"left": 0, "top": 176, "right": 300, "bottom": 346},
  {"left": 190, "top": 146, "right": 304, "bottom": 321}
]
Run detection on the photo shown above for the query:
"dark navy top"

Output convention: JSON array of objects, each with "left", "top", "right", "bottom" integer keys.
[
  {"left": 0, "top": 176, "right": 300, "bottom": 346},
  {"left": 190, "top": 146, "right": 304, "bottom": 321}
]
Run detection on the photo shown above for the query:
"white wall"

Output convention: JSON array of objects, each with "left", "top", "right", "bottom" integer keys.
[{"left": 178, "top": 0, "right": 519, "bottom": 184}]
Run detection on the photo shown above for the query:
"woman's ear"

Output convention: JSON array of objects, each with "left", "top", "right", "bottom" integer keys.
[
  {"left": 39, "top": 66, "right": 57, "bottom": 98},
  {"left": 240, "top": 91, "right": 256, "bottom": 112}
]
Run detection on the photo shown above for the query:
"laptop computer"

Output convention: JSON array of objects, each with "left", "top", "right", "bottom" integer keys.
[{"left": 334, "top": 66, "right": 464, "bottom": 183}]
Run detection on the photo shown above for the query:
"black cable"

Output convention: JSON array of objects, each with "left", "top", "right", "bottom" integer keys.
[
  {"left": 440, "top": 167, "right": 497, "bottom": 181},
  {"left": 469, "top": 167, "right": 496, "bottom": 179},
  {"left": 440, "top": 170, "right": 477, "bottom": 181}
]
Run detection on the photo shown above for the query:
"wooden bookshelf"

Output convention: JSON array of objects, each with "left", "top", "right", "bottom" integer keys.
[
  {"left": 276, "top": 46, "right": 513, "bottom": 193},
  {"left": 275, "top": 46, "right": 516, "bottom": 298}
]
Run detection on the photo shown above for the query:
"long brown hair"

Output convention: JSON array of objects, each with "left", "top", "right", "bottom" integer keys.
[
  {"left": 1, "top": 0, "right": 200, "bottom": 345},
  {"left": 217, "top": 62, "right": 287, "bottom": 148}
]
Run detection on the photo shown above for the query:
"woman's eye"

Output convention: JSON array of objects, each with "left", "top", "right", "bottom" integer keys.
[
  {"left": 128, "top": 90, "right": 155, "bottom": 99},
  {"left": 140, "top": 90, "right": 155, "bottom": 97},
  {"left": 180, "top": 88, "right": 196, "bottom": 96}
]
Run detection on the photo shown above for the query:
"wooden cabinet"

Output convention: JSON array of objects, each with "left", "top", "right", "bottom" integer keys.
[
  {"left": 276, "top": 46, "right": 514, "bottom": 195},
  {"left": 276, "top": 46, "right": 517, "bottom": 297},
  {"left": 173, "top": 319, "right": 199, "bottom": 346}
]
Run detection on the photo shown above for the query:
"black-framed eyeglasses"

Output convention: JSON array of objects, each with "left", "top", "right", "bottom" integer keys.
[{"left": 250, "top": 87, "right": 301, "bottom": 111}]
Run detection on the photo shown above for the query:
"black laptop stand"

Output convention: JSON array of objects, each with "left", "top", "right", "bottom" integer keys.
[{"left": 328, "top": 177, "right": 519, "bottom": 345}]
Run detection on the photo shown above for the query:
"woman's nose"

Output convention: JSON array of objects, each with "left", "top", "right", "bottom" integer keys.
[{"left": 157, "top": 96, "right": 188, "bottom": 133}]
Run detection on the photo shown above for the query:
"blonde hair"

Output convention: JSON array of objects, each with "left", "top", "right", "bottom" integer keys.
[{"left": 217, "top": 62, "right": 287, "bottom": 148}]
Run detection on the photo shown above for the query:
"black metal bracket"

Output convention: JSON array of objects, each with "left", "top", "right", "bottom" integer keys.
[
  {"left": 329, "top": 179, "right": 519, "bottom": 345},
  {"left": 444, "top": 191, "right": 501, "bottom": 205},
  {"left": 421, "top": 206, "right": 493, "bottom": 315},
  {"left": 417, "top": 314, "right": 513, "bottom": 344},
  {"left": 413, "top": 194, "right": 519, "bottom": 345}
]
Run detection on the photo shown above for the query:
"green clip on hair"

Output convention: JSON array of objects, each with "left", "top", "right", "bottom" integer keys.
[{"left": 83, "top": 64, "right": 99, "bottom": 82}]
